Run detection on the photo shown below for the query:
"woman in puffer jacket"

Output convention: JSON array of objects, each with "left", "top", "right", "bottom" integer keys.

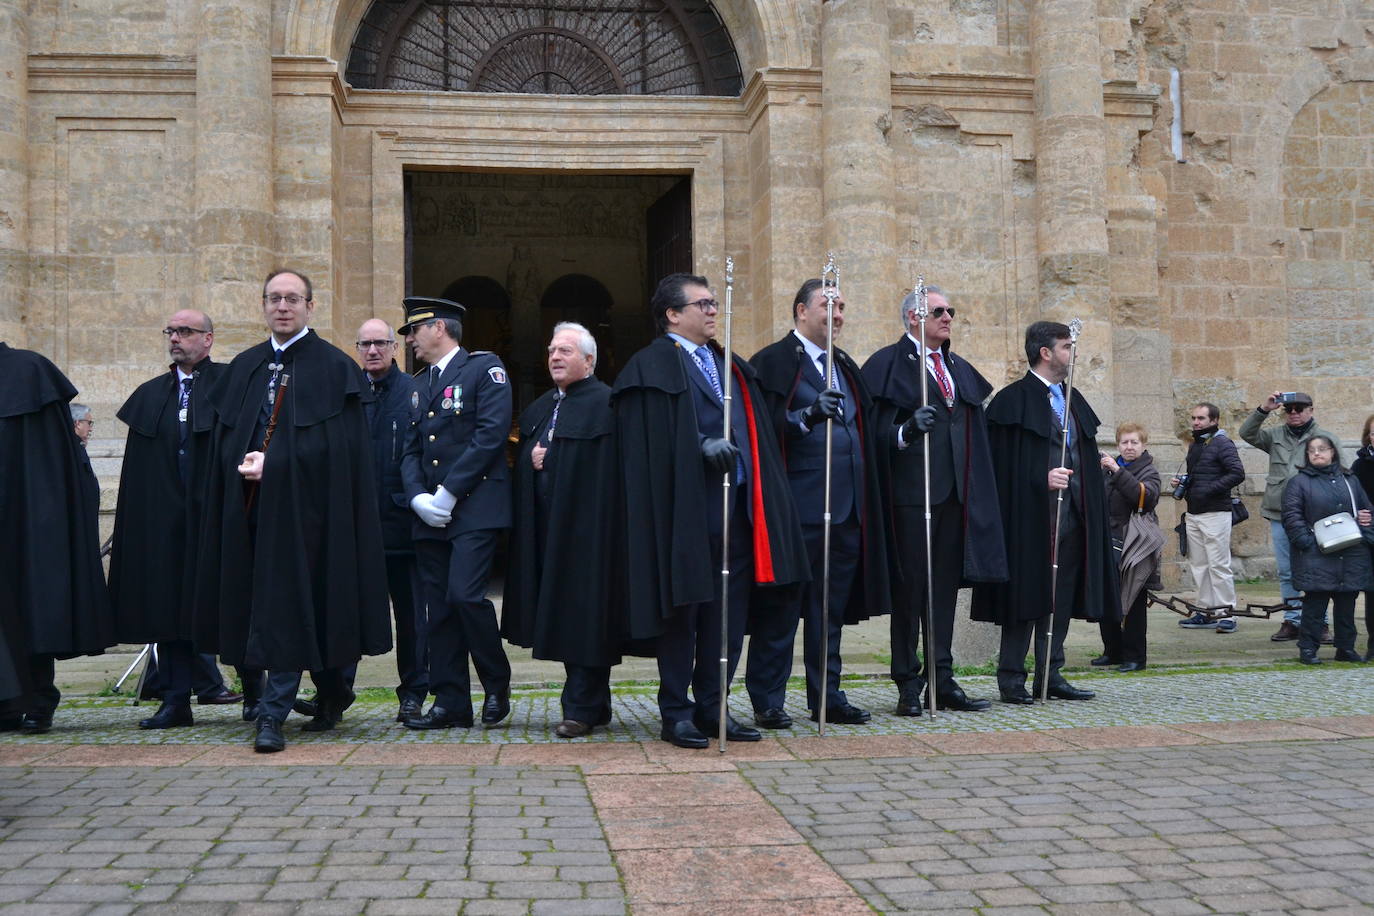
[
  {"left": 1281, "top": 435, "right": 1374, "bottom": 664},
  {"left": 1350, "top": 414, "right": 1374, "bottom": 660}
]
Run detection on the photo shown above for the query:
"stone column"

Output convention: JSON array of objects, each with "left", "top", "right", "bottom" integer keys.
[
  {"left": 820, "top": 0, "right": 897, "bottom": 359},
  {"left": 194, "top": 0, "right": 275, "bottom": 339},
  {"left": 0, "top": 0, "right": 27, "bottom": 345},
  {"left": 1030, "top": 0, "right": 1112, "bottom": 412}
]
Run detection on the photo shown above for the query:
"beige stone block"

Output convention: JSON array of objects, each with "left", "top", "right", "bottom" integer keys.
[{"left": 1284, "top": 167, "right": 1359, "bottom": 199}]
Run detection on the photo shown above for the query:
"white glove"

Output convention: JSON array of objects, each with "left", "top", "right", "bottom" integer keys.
[
  {"left": 410, "top": 493, "right": 451, "bottom": 528},
  {"left": 431, "top": 485, "right": 457, "bottom": 513}
]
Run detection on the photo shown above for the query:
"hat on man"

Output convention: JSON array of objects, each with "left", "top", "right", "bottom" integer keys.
[
  {"left": 399, "top": 297, "right": 466, "bottom": 335},
  {"left": 1287, "top": 392, "right": 1314, "bottom": 407}
]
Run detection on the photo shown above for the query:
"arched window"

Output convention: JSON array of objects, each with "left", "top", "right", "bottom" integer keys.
[{"left": 346, "top": 0, "right": 742, "bottom": 96}]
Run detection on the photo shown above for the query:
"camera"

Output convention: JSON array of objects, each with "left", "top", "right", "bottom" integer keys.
[
  {"left": 1279, "top": 392, "right": 1300, "bottom": 404},
  {"left": 1172, "top": 474, "right": 1190, "bottom": 500}
]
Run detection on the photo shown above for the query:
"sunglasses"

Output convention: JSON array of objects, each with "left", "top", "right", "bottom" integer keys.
[{"left": 1282, "top": 404, "right": 1310, "bottom": 413}]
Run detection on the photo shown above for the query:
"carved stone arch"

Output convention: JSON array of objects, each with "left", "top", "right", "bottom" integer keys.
[{"left": 280, "top": 0, "right": 809, "bottom": 78}]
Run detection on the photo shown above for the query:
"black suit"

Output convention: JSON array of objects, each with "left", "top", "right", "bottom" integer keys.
[
  {"left": 746, "top": 333, "right": 864, "bottom": 714},
  {"left": 401, "top": 347, "right": 513, "bottom": 712}
]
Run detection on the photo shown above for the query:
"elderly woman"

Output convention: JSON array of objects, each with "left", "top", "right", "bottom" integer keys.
[
  {"left": 1093, "top": 423, "right": 1161, "bottom": 672},
  {"left": 1282, "top": 434, "right": 1374, "bottom": 664},
  {"left": 1352, "top": 415, "right": 1374, "bottom": 660}
]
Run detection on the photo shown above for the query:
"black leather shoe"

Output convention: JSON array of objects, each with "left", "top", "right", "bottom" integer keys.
[
  {"left": 754, "top": 707, "right": 793, "bottom": 730},
  {"left": 292, "top": 696, "right": 319, "bottom": 718},
  {"left": 0, "top": 717, "right": 22, "bottom": 732},
  {"left": 20, "top": 712, "right": 53, "bottom": 734},
  {"left": 254, "top": 716, "right": 285, "bottom": 753},
  {"left": 810, "top": 703, "right": 871, "bottom": 724},
  {"left": 241, "top": 701, "right": 260, "bottom": 723},
  {"left": 1000, "top": 689, "right": 1035, "bottom": 705},
  {"left": 1046, "top": 682, "right": 1095, "bottom": 701},
  {"left": 555, "top": 719, "right": 591, "bottom": 738},
  {"left": 695, "top": 714, "right": 762, "bottom": 742},
  {"left": 937, "top": 689, "right": 991, "bottom": 712},
  {"left": 404, "top": 705, "right": 473, "bottom": 730},
  {"left": 1334, "top": 648, "right": 1366, "bottom": 663},
  {"left": 660, "top": 720, "right": 709, "bottom": 749},
  {"left": 395, "top": 697, "right": 423, "bottom": 723},
  {"left": 300, "top": 709, "right": 339, "bottom": 732},
  {"left": 138, "top": 702, "right": 194, "bottom": 730},
  {"left": 481, "top": 691, "right": 511, "bottom": 727},
  {"left": 895, "top": 690, "right": 925, "bottom": 717},
  {"left": 198, "top": 689, "right": 243, "bottom": 706},
  {"left": 1090, "top": 654, "right": 1119, "bottom": 667},
  {"left": 1116, "top": 661, "right": 1147, "bottom": 673},
  {"left": 1298, "top": 654, "right": 1322, "bottom": 665}
]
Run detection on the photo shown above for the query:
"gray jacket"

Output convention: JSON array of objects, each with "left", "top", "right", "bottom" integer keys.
[{"left": 1238, "top": 408, "right": 1338, "bottom": 521}]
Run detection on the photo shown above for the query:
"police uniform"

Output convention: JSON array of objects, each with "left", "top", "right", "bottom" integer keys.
[{"left": 399, "top": 298, "right": 513, "bottom": 728}]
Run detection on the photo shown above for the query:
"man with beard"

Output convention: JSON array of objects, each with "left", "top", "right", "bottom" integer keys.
[
  {"left": 503, "top": 322, "right": 620, "bottom": 738},
  {"left": 745, "top": 279, "right": 890, "bottom": 728},
  {"left": 613, "top": 272, "right": 809, "bottom": 749},
  {"left": 400, "top": 297, "right": 513, "bottom": 730},
  {"left": 354, "top": 318, "right": 429, "bottom": 723},
  {"left": 972, "top": 321, "right": 1115, "bottom": 704},
  {"left": 195, "top": 268, "right": 392, "bottom": 752},
  {"left": 862, "top": 285, "right": 1006, "bottom": 715},
  {"left": 109, "top": 311, "right": 265, "bottom": 729},
  {"left": 0, "top": 345, "right": 113, "bottom": 732}
]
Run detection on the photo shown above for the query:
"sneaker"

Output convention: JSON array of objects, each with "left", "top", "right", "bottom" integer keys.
[
  {"left": 1215, "top": 618, "right": 1237, "bottom": 634},
  {"left": 1179, "top": 612, "right": 1214, "bottom": 629},
  {"left": 1271, "top": 621, "right": 1300, "bottom": 641}
]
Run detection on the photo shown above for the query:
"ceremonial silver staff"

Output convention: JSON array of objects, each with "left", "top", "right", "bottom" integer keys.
[
  {"left": 912, "top": 277, "right": 938, "bottom": 719},
  {"left": 818, "top": 253, "right": 840, "bottom": 736},
  {"left": 1042, "top": 317, "right": 1084, "bottom": 704},
  {"left": 718, "top": 256, "right": 735, "bottom": 752}
]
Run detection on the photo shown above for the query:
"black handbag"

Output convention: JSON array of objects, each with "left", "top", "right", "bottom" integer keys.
[{"left": 1230, "top": 495, "right": 1249, "bottom": 526}]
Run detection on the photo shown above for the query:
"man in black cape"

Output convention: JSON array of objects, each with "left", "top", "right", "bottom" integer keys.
[
  {"left": 971, "top": 320, "right": 1117, "bottom": 704},
  {"left": 195, "top": 269, "right": 392, "bottom": 752},
  {"left": 502, "top": 322, "right": 622, "bottom": 738},
  {"left": 0, "top": 343, "right": 113, "bottom": 732},
  {"left": 862, "top": 285, "right": 1007, "bottom": 715},
  {"left": 109, "top": 310, "right": 267, "bottom": 728},
  {"left": 612, "top": 272, "right": 809, "bottom": 749},
  {"left": 745, "top": 278, "right": 890, "bottom": 729}
]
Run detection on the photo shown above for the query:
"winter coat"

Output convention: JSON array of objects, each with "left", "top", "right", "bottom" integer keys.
[
  {"left": 1183, "top": 429, "right": 1244, "bottom": 515},
  {"left": 1281, "top": 461, "right": 1374, "bottom": 594},
  {"left": 1239, "top": 409, "right": 1338, "bottom": 521}
]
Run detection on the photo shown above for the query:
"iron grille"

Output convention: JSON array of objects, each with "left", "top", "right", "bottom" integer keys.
[{"left": 346, "top": 0, "right": 743, "bottom": 96}]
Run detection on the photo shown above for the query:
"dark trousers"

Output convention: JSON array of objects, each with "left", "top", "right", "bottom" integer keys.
[
  {"left": 28, "top": 655, "right": 60, "bottom": 716},
  {"left": 745, "top": 518, "right": 857, "bottom": 713},
  {"left": 1100, "top": 590, "right": 1148, "bottom": 665},
  {"left": 890, "top": 499, "right": 963, "bottom": 697},
  {"left": 562, "top": 664, "right": 612, "bottom": 725},
  {"left": 387, "top": 552, "right": 429, "bottom": 702},
  {"left": 259, "top": 667, "right": 348, "bottom": 722},
  {"left": 998, "top": 508, "right": 1084, "bottom": 694},
  {"left": 1365, "top": 589, "right": 1374, "bottom": 656},
  {"left": 658, "top": 488, "right": 752, "bottom": 726},
  {"left": 1299, "top": 591, "right": 1358, "bottom": 656},
  {"left": 155, "top": 640, "right": 195, "bottom": 706},
  {"left": 416, "top": 531, "right": 511, "bottom": 710}
]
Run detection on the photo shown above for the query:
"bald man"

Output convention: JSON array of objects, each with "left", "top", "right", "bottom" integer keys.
[{"left": 355, "top": 318, "right": 429, "bottom": 721}]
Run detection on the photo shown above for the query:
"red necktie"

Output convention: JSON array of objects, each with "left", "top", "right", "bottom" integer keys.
[{"left": 930, "top": 351, "right": 954, "bottom": 403}]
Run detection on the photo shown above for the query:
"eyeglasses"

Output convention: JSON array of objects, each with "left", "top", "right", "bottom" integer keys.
[
  {"left": 930, "top": 307, "right": 955, "bottom": 318},
  {"left": 263, "top": 294, "right": 309, "bottom": 307},
  {"left": 1282, "top": 404, "right": 1310, "bottom": 413},
  {"left": 162, "top": 326, "right": 209, "bottom": 338},
  {"left": 682, "top": 298, "right": 719, "bottom": 312},
  {"left": 356, "top": 339, "right": 395, "bottom": 351}
]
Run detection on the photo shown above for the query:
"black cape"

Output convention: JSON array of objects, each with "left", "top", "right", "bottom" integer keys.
[
  {"left": 501, "top": 376, "right": 626, "bottom": 666},
  {"left": 862, "top": 337, "right": 1008, "bottom": 586},
  {"left": 749, "top": 335, "right": 892, "bottom": 623},
  {"left": 109, "top": 358, "right": 225, "bottom": 643},
  {"left": 194, "top": 331, "right": 392, "bottom": 670},
  {"left": 0, "top": 343, "right": 112, "bottom": 702},
  {"left": 611, "top": 337, "right": 810, "bottom": 640},
  {"left": 971, "top": 372, "right": 1118, "bottom": 625}
]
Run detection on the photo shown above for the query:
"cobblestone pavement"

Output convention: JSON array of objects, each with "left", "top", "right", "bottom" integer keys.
[{"left": 0, "top": 667, "right": 1372, "bottom": 913}]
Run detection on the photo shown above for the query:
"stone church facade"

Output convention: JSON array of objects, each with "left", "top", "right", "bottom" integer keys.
[{"left": 3, "top": 0, "right": 1373, "bottom": 581}]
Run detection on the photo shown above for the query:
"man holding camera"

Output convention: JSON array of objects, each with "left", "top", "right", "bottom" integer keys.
[
  {"left": 1172, "top": 403, "right": 1245, "bottom": 631},
  {"left": 1240, "top": 391, "right": 1338, "bottom": 641}
]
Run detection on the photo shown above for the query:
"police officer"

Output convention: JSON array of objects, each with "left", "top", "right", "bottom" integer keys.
[{"left": 399, "top": 298, "right": 514, "bottom": 729}]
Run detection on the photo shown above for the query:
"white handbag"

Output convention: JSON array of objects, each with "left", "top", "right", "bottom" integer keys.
[{"left": 1312, "top": 476, "right": 1364, "bottom": 555}]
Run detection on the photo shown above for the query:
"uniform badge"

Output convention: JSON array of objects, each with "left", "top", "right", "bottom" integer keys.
[
  {"left": 411, "top": 391, "right": 419, "bottom": 409},
  {"left": 441, "top": 397, "right": 453, "bottom": 410},
  {"left": 177, "top": 408, "right": 188, "bottom": 424},
  {"left": 488, "top": 366, "right": 507, "bottom": 385}
]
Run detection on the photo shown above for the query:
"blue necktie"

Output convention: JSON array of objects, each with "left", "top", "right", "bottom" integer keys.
[
  {"left": 692, "top": 346, "right": 724, "bottom": 401},
  {"left": 1050, "top": 383, "right": 1072, "bottom": 450}
]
